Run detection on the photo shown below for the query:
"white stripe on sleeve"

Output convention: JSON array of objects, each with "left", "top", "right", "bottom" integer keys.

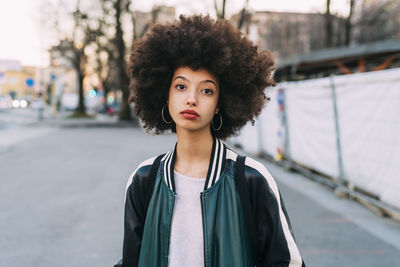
[
  {"left": 124, "top": 156, "right": 157, "bottom": 204},
  {"left": 245, "top": 157, "right": 303, "bottom": 267}
]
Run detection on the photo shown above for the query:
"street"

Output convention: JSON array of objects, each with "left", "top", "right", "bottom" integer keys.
[{"left": 0, "top": 109, "right": 400, "bottom": 267}]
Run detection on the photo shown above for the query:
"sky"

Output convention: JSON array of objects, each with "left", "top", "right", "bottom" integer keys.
[{"left": 0, "top": 0, "right": 350, "bottom": 67}]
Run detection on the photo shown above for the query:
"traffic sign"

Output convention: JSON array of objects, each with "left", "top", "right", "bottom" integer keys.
[{"left": 26, "top": 78, "right": 34, "bottom": 87}]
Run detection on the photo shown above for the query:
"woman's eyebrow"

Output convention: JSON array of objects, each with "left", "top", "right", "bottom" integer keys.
[
  {"left": 201, "top": 80, "right": 217, "bottom": 86},
  {"left": 174, "top": 76, "right": 217, "bottom": 86},
  {"left": 175, "top": 76, "right": 189, "bottom": 82}
]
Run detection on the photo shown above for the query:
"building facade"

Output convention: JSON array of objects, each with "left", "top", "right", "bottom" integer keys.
[
  {"left": 231, "top": 11, "right": 346, "bottom": 59},
  {"left": 0, "top": 59, "right": 37, "bottom": 99}
]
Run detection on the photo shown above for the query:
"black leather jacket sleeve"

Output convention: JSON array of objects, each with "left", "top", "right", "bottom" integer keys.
[
  {"left": 244, "top": 163, "right": 305, "bottom": 267},
  {"left": 121, "top": 165, "right": 152, "bottom": 267}
]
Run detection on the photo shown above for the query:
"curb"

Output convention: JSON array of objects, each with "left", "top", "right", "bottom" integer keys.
[
  {"left": 43, "top": 120, "right": 138, "bottom": 128},
  {"left": 23, "top": 117, "right": 140, "bottom": 129}
]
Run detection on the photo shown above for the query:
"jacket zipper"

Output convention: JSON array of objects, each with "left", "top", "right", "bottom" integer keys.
[
  {"left": 200, "top": 192, "right": 206, "bottom": 267},
  {"left": 166, "top": 193, "right": 177, "bottom": 267}
]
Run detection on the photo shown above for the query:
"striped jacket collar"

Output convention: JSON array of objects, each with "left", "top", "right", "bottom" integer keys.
[{"left": 161, "top": 137, "right": 227, "bottom": 192}]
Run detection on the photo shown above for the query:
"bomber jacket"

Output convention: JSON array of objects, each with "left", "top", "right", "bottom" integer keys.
[{"left": 121, "top": 137, "right": 305, "bottom": 267}]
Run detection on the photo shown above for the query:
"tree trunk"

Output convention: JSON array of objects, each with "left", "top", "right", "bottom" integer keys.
[
  {"left": 237, "top": 0, "right": 249, "bottom": 29},
  {"left": 115, "top": 0, "right": 132, "bottom": 121},
  {"left": 325, "top": 0, "right": 333, "bottom": 48},
  {"left": 221, "top": 0, "right": 226, "bottom": 19},
  {"left": 103, "top": 83, "right": 110, "bottom": 111},
  {"left": 76, "top": 71, "right": 86, "bottom": 114},
  {"left": 214, "top": 0, "right": 227, "bottom": 19},
  {"left": 75, "top": 48, "right": 86, "bottom": 115},
  {"left": 345, "top": 0, "right": 355, "bottom": 46}
]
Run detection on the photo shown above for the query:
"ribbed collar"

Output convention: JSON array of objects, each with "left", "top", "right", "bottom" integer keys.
[{"left": 161, "top": 137, "right": 227, "bottom": 192}]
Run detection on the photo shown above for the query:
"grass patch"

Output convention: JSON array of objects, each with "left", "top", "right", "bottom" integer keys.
[{"left": 65, "top": 112, "right": 96, "bottom": 119}]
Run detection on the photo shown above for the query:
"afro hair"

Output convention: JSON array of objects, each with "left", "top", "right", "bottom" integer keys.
[{"left": 128, "top": 14, "right": 276, "bottom": 140}]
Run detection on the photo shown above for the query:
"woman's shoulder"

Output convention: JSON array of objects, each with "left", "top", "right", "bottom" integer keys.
[
  {"left": 226, "top": 147, "right": 273, "bottom": 180},
  {"left": 229, "top": 150, "right": 278, "bottom": 188},
  {"left": 243, "top": 156, "right": 273, "bottom": 180},
  {"left": 242, "top": 156, "right": 283, "bottom": 197},
  {"left": 125, "top": 154, "right": 163, "bottom": 190}
]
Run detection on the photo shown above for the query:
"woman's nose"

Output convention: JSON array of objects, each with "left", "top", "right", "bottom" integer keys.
[{"left": 186, "top": 89, "right": 197, "bottom": 107}]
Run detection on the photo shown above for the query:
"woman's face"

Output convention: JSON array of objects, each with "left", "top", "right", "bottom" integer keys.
[{"left": 168, "top": 66, "right": 219, "bottom": 135}]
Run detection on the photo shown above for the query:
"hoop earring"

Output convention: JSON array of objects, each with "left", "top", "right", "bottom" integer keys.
[
  {"left": 162, "top": 105, "right": 173, "bottom": 124},
  {"left": 212, "top": 113, "right": 222, "bottom": 131}
]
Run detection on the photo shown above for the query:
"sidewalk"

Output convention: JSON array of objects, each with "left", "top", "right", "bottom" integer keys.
[
  {"left": 40, "top": 113, "right": 138, "bottom": 128},
  {"left": 0, "top": 107, "right": 139, "bottom": 128},
  {"left": 232, "top": 145, "right": 400, "bottom": 265},
  {"left": 0, "top": 109, "right": 139, "bottom": 154}
]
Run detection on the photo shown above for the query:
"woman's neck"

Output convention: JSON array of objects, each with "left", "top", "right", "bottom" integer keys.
[{"left": 174, "top": 129, "right": 214, "bottom": 177}]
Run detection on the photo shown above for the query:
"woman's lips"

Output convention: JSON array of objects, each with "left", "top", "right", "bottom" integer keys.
[
  {"left": 181, "top": 109, "right": 199, "bottom": 119},
  {"left": 181, "top": 113, "right": 198, "bottom": 119}
]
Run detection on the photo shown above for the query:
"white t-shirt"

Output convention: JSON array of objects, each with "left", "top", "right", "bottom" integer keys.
[{"left": 168, "top": 170, "right": 206, "bottom": 267}]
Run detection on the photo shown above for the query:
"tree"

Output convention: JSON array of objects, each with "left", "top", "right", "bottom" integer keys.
[
  {"left": 47, "top": 0, "right": 101, "bottom": 116},
  {"left": 71, "top": 1, "right": 89, "bottom": 115},
  {"left": 214, "top": 0, "right": 227, "bottom": 19},
  {"left": 237, "top": 0, "right": 250, "bottom": 29},
  {"left": 354, "top": 0, "right": 400, "bottom": 44},
  {"left": 107, "top": 1, "right": 164, "bottom": 120},
  {"left": 49, "top": 0, "right": 89, "bottom": 115},
  {"left": 325, "top": 0, "right": 333, "bottom": 48},
  {"left": 345, "top": 0, "right": 355, "bottom": 46},
  {"left": 113, "top": 0, "right": 132, "bottom": 121},
  {"left": 47, "top": 0, "right": 173, "bottom": 121},
  {"left": 89, "top": 2, "right": 116, "bottom": 114}
]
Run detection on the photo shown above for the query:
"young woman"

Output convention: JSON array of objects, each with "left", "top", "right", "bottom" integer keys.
[{"left": 119, "top": 14, "right": 305, "bottom": 267}]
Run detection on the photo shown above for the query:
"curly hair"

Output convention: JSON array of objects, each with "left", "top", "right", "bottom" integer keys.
[{"left": 128, "top": 14, "right": 276, "bottom": 140}]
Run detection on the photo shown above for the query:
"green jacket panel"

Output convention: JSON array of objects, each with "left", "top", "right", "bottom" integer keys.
[{"left": 201, "top": 159, "right": 253, "bottom": 267}]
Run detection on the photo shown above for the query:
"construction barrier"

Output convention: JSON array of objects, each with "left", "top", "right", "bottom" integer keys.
[{"left": 231, "top": 67, "right": 400, "bottom": 210}]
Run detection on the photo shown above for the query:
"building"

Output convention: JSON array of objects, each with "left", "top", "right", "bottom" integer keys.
[
  {"left": 0, "top": 59, "right": 37, "bottom": 99},
  {"left": 231, "top": 10, "right": 346, "bottom": 59}
]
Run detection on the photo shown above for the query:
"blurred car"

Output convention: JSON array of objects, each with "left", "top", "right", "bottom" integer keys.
[
  {"left": 30, "top": 99, "right": 48, "bottom": 110},
  {"left": 11, "top": 98, "right": 29, "bottom": 108},
  {"left": 107, "top": 101, "right": 121, "bottom": 115},
  {"left": 85, "top": 95, "right": 102, "bottom": 112},
  {"left": 61, "top": 93, "right": 78, "bottom": 111}
]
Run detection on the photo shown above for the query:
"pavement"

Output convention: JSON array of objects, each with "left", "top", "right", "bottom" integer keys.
[
  {"left": 0, "top": 107, "right": 138, "bottom": 127},
  {"left": 0, "top": 108, "right": 137, "bottom": 154}
]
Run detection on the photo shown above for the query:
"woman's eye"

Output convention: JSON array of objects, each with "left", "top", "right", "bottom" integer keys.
[
  {"left": 202, "top": 89, "right": 213, "bottom": 95},
  {"left": 176, "top": 84, "right": 185, "bottom": 90}
]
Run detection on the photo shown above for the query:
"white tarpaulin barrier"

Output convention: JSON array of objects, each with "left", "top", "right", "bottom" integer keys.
[
  {"left": 231, "top": 68, "right": 400, "bottom": 210},
  {"left": 334, "top": 69, "right": 400, "bottom": 208},
  {"left": 284, "top": 78, "right": 340, "bottom": 178}
]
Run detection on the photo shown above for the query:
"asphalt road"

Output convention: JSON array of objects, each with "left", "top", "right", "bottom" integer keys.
[{"left": 0, "top": 124, "right": 399, "bottom": 267}]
